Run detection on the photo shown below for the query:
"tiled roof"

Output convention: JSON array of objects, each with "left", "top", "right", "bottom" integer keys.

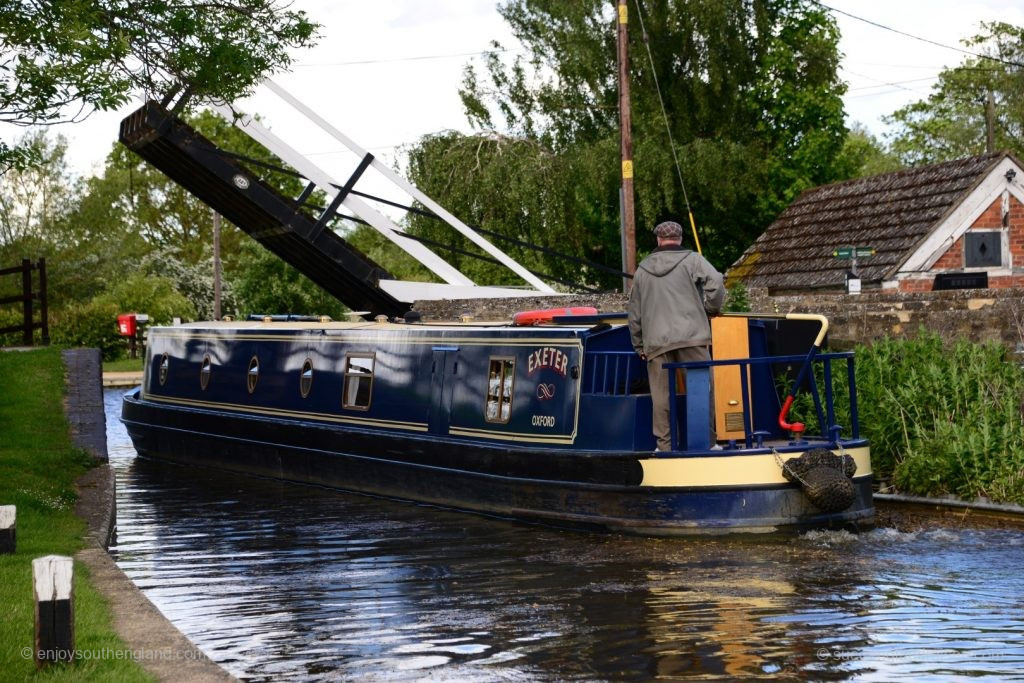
[{"left": 729, "top": 152, "right": 1010, "bottom": 290}]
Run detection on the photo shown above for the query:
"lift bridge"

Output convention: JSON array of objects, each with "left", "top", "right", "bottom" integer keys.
[{"left": 119, "top": 80, "right": 559, "bottom": 318}]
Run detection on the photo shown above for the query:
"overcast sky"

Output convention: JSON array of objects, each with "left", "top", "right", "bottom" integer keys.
[{"left": 28, "top": 0, "right": 1024, "bottom": 178}]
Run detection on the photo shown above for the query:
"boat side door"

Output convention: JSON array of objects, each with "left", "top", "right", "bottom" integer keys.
[{"left": 428, "top": 346, "right": 459, "bottom": 435}]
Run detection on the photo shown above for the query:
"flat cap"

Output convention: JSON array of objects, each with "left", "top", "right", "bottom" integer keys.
[{"left": 653, "top": 221, "right": 683, "bottom": 238}]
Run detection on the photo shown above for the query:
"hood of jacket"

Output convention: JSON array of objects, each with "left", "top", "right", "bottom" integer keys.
[{"left": 636, "top": 246, "right": 694, "bottom": 278}]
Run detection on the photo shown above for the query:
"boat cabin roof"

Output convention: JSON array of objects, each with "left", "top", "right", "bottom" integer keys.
[{"left": 165, "top": 318, "right": 626, "bottom": 334}]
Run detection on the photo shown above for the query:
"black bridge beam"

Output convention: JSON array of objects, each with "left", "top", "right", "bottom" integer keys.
[
  {"left": 309, "top": 152, "right": 374, "bottom": 242},
  {"left": 118, "top": 101, "right": 410, "bottom": 318}
]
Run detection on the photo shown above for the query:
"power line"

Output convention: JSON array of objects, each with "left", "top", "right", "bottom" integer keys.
[
  {"left": 814, "top": 1, "right": 1024, "bottom": 68},
  {"left": 846, "top": 87, "right": 934, "bottom": 100},
  {"left": 843, "top": 73, "right": 938, "bottom": 92},
  {"left": 846, "top": 62, "right": 1001, "bottom": 71}
]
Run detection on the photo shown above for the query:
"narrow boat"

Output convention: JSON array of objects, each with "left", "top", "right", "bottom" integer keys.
[
  {"left": 121, "top": 310, "right": 874, "bottom": 535},
  {"left": 117, "top": 92, "right": 873, "bottom": 535}
]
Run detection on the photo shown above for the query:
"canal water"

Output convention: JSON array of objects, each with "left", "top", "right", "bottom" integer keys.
[{"left": 104, "top": 390, "right": 1024, "bottom": 681}]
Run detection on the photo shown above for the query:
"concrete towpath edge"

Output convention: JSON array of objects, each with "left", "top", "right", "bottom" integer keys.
[{"left": 64, "top": 348, "right": 237, "bottom": 682}]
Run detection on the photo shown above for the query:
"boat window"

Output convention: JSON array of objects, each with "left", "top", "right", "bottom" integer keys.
[
  {"left": 300, "top": 358, "right": 314, "bottom": 398},
  {"left": 158, "top": 353, "right": 169, "bottom": 387},
  {"left": 200, "top": 354, "right": 212, "bottom": 391},
  {"left": 342, "top": 353, "right": 375, "bottom": 410},
  {"left": 485, "top": 358, "right": 515, "bottom": 423},
  {"left": 247, "top": 356, "right": 260, "bottom": 394}
]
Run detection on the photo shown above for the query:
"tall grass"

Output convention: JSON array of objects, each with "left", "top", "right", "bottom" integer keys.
[{"left": 795, "top": 333, "right": 1024, "bottom": 505}]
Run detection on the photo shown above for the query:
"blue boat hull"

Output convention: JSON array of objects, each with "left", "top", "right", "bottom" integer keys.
[{"left": 122, "top": 390, "right": 874, "bottom": 536}]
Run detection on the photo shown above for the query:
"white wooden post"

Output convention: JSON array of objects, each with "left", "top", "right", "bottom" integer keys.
[
  {"left": 33, "top": 555, "right": 74, "bottom": 667},
  {"left": 0, "top": 505, "right": 14, "bottom": 553}
]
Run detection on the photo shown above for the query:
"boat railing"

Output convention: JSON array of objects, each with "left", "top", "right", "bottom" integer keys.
[
  {"left": 582, "top": 351, "right": 644, "bottom": 396},
  {"left": 664, "top": 351, "right": 859, "bottom": 452}
]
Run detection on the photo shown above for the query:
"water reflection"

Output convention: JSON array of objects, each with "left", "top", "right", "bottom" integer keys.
[{"left": 105, "top": 390, "right": 1024, "bottom": 680}]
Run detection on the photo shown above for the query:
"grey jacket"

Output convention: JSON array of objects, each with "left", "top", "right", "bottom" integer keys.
[{"left": 627, "top": 246, "right": 724, "bottom": 358}]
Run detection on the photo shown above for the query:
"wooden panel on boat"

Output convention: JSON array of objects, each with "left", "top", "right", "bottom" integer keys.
[{"left": 711, "top": 317, "right": 750, "bottom": 441}]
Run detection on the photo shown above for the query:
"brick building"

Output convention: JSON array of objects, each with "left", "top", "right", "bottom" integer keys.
[{"left": 728, "top": 151, "right": 1024, "bottom": 294}]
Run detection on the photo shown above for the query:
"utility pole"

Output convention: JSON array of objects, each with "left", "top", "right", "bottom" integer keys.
[
  {"left": 985, "top": 90, "right": 996, "bottom": 154},
  {"left": 617, "top": 0, "right": 636, "bottom": 292},
  {"left": 212, "top": 210, "right": 222, "bottom": 320}
]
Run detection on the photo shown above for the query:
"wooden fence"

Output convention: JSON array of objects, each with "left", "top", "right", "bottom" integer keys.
[{"left": 0, "top": 258, "right": 49, "bottom": 346}]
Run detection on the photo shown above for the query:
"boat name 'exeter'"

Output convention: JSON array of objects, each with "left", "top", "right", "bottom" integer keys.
[{"left": 527, "top": 347, "right": 569, "bottom": 377}]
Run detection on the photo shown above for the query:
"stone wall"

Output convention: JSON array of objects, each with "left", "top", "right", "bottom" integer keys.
[
  {"left": 747, "top": 287, "right": 1024, "bottom": 349},
  {"left": 413, "top": 287, "right": 1024, "bottom": 349}
]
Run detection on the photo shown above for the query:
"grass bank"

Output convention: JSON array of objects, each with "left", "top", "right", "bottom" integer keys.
[
  {"left": 102, "top": 357, "right": 144, "bottom": 373},
  {"left": 0, "top": 348, "right": 150, "bottom": 681}
]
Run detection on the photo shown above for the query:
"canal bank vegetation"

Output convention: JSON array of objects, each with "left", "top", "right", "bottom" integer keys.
[
  {"left": 801, "top": 332, "right": 1024, "bottom": 506},
  {"left": 0, "top": 348, "right": 150, "bottom": 681},
  {"left": 102, "top": 357, "right": 145, "bottom": 373}
]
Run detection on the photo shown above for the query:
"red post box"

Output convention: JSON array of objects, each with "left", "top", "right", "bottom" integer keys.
[{"left": 117, "top": 314, "right": 137, "bottom": 337}]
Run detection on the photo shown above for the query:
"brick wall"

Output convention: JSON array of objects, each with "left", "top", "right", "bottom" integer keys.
[{"left": 899, "top": 193, "right": 1024, "bottom": 292}]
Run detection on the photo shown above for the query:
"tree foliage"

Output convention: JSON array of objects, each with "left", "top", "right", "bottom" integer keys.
[
  {"left": 833, "top": 123, "right": 903, "bottom": 179},
  {"left": 0, "top": 130, "right": 79, "bottom": 245},
  {"left": 0, "top": 0, "right": 319, "bottom": 168},
  {"left": 1, "top": 109, "right": 344, "bottom": 329},
  {"left": 404, "top": 130, "right": 616, "bottom": 288},
  {"left": 885, "top": 22, "right": 1024, "bottom": 165},
  {"left": 229, "top": 240, "right": 347, "bottom": 319},
  {"left": 403, "top": 0, "right": 848, "bottom": 287}
]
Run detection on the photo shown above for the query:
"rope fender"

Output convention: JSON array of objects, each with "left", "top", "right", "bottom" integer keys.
[{"left": 781, "top": 448, "right": 858, "bottom": 513}]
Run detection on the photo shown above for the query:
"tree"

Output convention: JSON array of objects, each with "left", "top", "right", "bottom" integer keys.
[
  {"left": 0, "top": 130, "right": 79, "bottom": 246},
  {"left": 94, "top": 272, "right": 196, "bottom": 325},
  {"left": 834, "top": 123, "right": 903, "bottom": 179},
  {"left": 403, "top": 130, "right": 604, "bottom": 288},
  {"left": 403, "top": 0, "right": 848, "bottom": 286},
  {"left": 229, "top": 240, "right": 347, "bottom": 319},
  {"left": 885, "top": 22, "right": 1024, "bottom": 165},
  {"left": 140, "top": 248, "right": 236, "bottom": 321},
  {"left": 0, "top": 0, "right": 318, "bottom": 169}
]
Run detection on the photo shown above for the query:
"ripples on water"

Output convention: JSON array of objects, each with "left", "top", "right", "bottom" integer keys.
[{"left": 104, "top": 391, "right": 1024, "bottom": 681}]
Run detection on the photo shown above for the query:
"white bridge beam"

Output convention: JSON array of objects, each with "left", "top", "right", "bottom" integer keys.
[
  {"left": 260, "top": 78, "right": 555, "bottom": 294},
  {"left": 213, "top": 103, "right": 474, "bottom": 287}
]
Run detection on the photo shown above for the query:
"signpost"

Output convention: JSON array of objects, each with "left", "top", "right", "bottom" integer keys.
[
  {"left": 833, "top": 246, "right": 875, "bottom": 295},
  {"left": 832, "top": 247, "right": 876, "bottom": 259}
]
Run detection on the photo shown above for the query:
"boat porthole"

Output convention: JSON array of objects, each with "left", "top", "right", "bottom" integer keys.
[
  {"left": 158, "top": 353, "right": 169, "bottom": 386},
  {"left": 247, "top": 355, "right": 260, "bottom": 394},
  {"left": 200, "top": 354, "right": 212, "bottom": 391},
  {"left": 300, "top": 358, "right": 314, "bottom": 398}
]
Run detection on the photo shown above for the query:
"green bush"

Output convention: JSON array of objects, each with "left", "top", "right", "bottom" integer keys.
[
  {"left": 792, "top": 332, "right": 1024, "bottom": 505},
  {"left": 50, "top": 299, "right": 125, "bottom": 361},
  {"left": 723, "top": 280, "right": 750, "bottom": 313},
  {"left": 0, "top": 306, "right": 27, "bottom": 346},
  {"left": 94, "top": 272, "right": 196, "bottom": 325}
]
